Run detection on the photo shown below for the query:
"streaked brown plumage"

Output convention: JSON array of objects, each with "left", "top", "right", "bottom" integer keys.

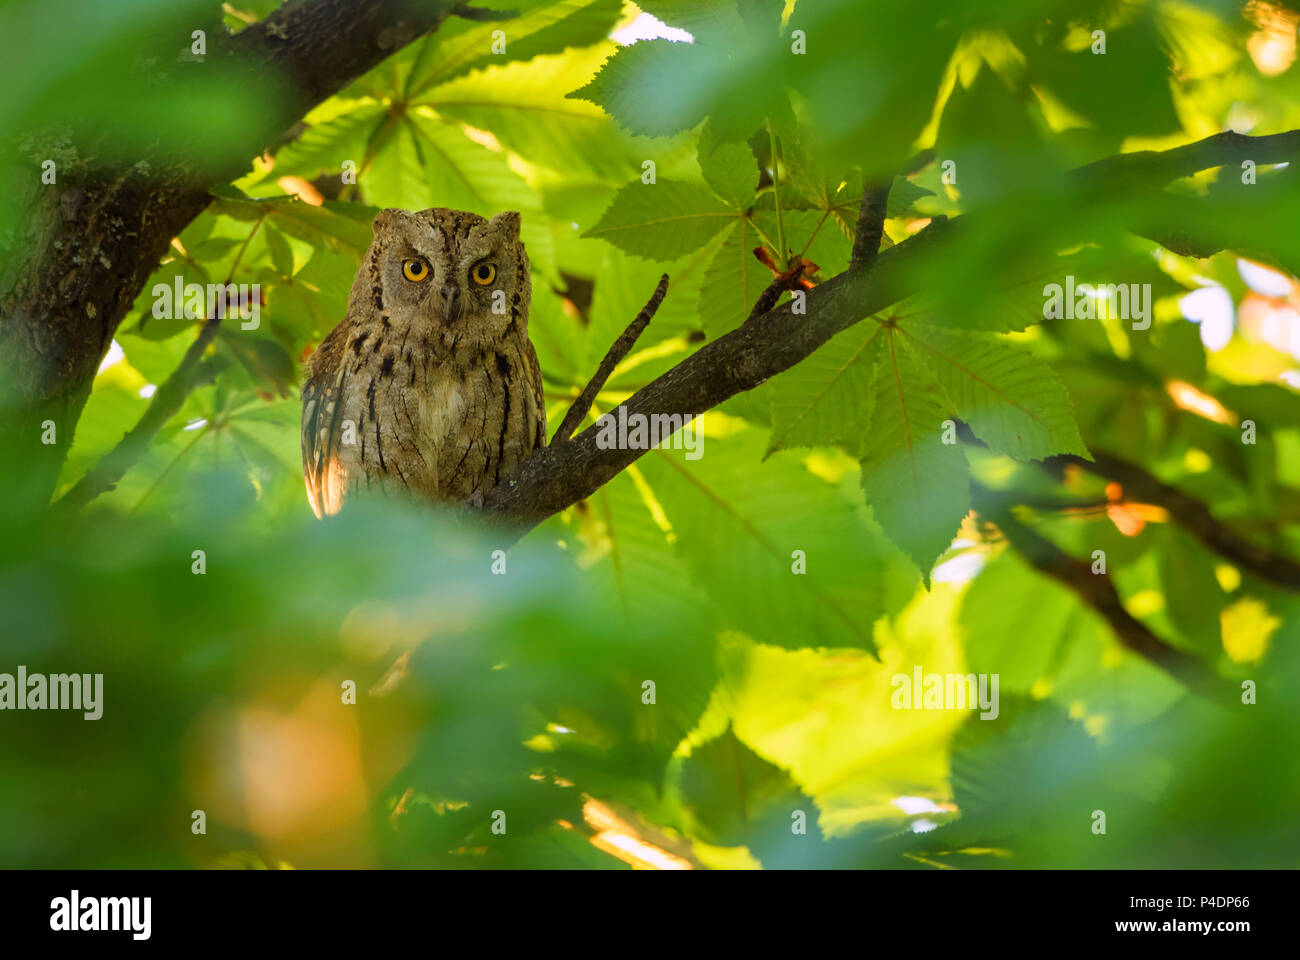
[{"left": 301, "top": 207, "right": 545, "bottom": 517}]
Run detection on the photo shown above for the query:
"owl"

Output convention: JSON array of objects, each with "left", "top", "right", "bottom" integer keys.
[{"left": 301, "top": 207, "right": 546, "bottom": 517}]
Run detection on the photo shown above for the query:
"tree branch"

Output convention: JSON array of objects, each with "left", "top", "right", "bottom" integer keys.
[
  {"left": 482, "top": 219, "right": 948, "bottom": 529},
  {"left": 959, "top": 420, "right": 1300, "bottom": 592},
  {"left": 850, "top": 180, "right": 891, "bottom": 267},
  {"left": 484, "top": 128, "right": 1300, "bottom": 536},
  {"left": 972, "top": 485, "right": 1227, "bottom": 698},
  {"left": 1071, "top": 129, "right": 1300, "bottom": 190},
  {"left": 1058, "top": 450, "right": 1300, "bottom": 591}
]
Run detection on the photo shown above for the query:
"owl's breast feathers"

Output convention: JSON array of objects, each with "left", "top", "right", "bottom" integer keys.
[{"left": 300, "top": 315, "right": 545, "bottom": 517}]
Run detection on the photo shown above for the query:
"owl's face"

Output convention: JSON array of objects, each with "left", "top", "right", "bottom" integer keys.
[{"left": 367, "top": 207, "right": 530, "bottom": 347}]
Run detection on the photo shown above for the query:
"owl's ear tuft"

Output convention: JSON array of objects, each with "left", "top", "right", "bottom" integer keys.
[
  {"left": 489, "top": 210, "right": 521, "bottom": 238},
  {"left": 372, "top": 208, "right": 406, "bottom": 237}
]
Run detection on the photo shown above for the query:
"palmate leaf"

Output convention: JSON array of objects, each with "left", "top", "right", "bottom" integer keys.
[
  {"left": 356, "top": 111, "right": 556, "bottom": 276},
  {"left": 901, "top": 324, "right": 1090, "bottom": 461},
  {"left": 767, "top": 318, "right": 1088, "bottom": 575},
  {"left": 583, "top": 179, "right": 736, "bottom": 261},
  {"left": 409, "top": 112, "right": 540, "bottom": 215},
  {"left": 860, "top": 330, "right": 970, "bottom": 582},
  {"left": 420, "top": 47, "right": 647, "bottom": 182},
  {"left": 266, "top": 101, "right": 385, "bottom": 185}
]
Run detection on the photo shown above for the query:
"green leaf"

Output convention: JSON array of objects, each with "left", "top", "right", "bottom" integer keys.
[
  {"left": 584, "top": 179, "right": 735, "bottom": 261},
  {"left": 635, "top": 1, "right": 748, "bottom": 46},
  {"left": 697, "top": 219, "right": 764, "bottom": 339},
  {"left": 639, "top": 430, "right": 889, "bottom": 653},
  {"left": 890, "top": 255, "right": 1072, "bottom": 334},
  {"left": 262, "top": 224, "right": 294, "bottom": 279},
  {"left": 211, "top": 193, "right": 376, "bottom": 258},
  {"left": 1158, "top": 527, "right": 1228, "bottom": 655},
  {"left": 421, "top": 47, "right": 650, "bottom": 182},
  {"left": 860, "top": 331, "right": 969, "bottom": 580},
  {"left": 567, "top": 39, "right": 710, "bottom": 137},
  {"left": 266, "top": 102, "right": 385, "bottom": 183},
  {"left": 406, "top": 0, "right": 624, "bottom": 95},
  {"left": 698, "top": 140, "right": 758, "bottom": 210},
  {"left": 886, "top": 176, "right": 935, "bottom": 217},
  {"left": 902, "top": 325, "right": 1089, "bottom": 461},
  {"left": 409, "top": 113, "right": 540, "bottom": 214},
  {"left": 962, "top": 550, "right": 1089, "bottom": 692},
  {"left": 678, "top": 727, "right": 819, "bottom": 855},
  {"left": 767, "top": 322, "right": 881, "bottom": 456}
]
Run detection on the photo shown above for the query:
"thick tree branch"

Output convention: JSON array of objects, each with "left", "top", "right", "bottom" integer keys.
[
  {"left": 485, "top": 128, "right": 1300, "bottom": 536},
  {"left": 483, "top": 222, "right": 948, "bottom": 528}
]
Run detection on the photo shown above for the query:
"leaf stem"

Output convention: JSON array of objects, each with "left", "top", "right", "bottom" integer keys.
[{"left": 768, "top": 120, "right": 786, "bottom": 268}]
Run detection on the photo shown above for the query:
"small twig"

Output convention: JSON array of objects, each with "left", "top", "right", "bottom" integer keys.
[
  {"left": 850, "top": 179, "right": 892, "bottom": 268},
  {"left": 768, "top": 121, "right": 787, "bottom": 268},
  {"left": 959, "top": 423, "right": 1300, "bottom": 590},
  {"left": 1058, "top": 450, "right": 1300, "bottom": 591},
  {"left": 746, "top": 262, "right": 806, "bottom": 322},
  {"left": 973, "top": 488, "right": 1112, "bottom": 514},
  {"left": 551, "top": 274, "right": 669, "bottom": 444},
  {"left": 973, "top": 485, "right": 1227, "bottom": 699}
]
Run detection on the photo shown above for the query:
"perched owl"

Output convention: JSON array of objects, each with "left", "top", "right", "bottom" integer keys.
[{"left": 301, "top": 207, "right": 546, "bottom": 517}]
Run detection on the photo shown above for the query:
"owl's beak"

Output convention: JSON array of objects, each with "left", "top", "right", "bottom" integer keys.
[{"left": 439, "top": 282, "right": 462, "bottom": 323}]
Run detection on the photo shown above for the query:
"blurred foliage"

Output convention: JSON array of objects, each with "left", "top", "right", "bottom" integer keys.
[{"left": 3, "top": 0, "right": 1300, "bottom": 868}]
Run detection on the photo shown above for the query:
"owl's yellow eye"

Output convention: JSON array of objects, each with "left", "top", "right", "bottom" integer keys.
[
  {"left": 402, "top": 259, "right": 430, "bottom": 282},
  {"left": 471, "top": 263, "right": 496, "bottom": 286}
]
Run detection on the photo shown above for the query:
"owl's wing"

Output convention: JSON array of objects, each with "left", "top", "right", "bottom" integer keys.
[
  {"left": 526, "top": 338, "right": 546, "bottom": 448},
  {"left": 300, "top": 322, "right": 353, "bottom": 518}
]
